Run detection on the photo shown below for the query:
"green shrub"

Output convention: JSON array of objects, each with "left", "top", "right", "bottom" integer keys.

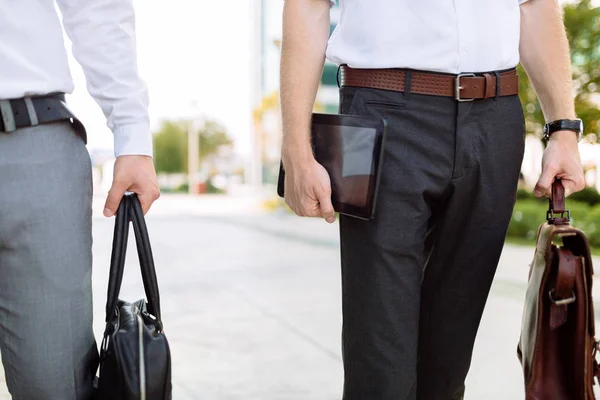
[
  {"left": 516, "top": 188, "right": 534, "bottom": 201},
  {"left": 566, "top": 201, "right": 590, "bottom": 230},
  {"left": 508, "top": 200, "right": 547, "bottom": 241},
  {"left": 569, "top": 186, "right": 600, "bottom": 206},
  {"left": 515, "top": 187, "right": 600, "bottom": 206},
  {"left": 175, "top": 183, "right": 189, "bottom": 193},
  {"left": 584, "top": 206, "right": 600, "bottom": 248},
  {"left": 206, "top": 180, "right": 225, "bottom": 194},
  {"left": 507, "top": 199, "right": 600, "bottom": 248}
]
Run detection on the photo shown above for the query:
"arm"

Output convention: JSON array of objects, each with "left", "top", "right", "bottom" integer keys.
[
  {"left": 519, "top": 0, "right": 584, "bottom": 196},
  {"left": 56, "top": 0, "right": 159, "bottom": 215},
  {"left": 281, "top": 0, "right": 331, "bottom": 163},
  {"left": 280, "top": 0, "right": 336, "bottom": 222}
]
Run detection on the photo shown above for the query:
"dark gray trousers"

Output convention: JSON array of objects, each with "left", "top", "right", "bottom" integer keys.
[{"left": 338, "top": 78, "right": 526, "bottom": 400}]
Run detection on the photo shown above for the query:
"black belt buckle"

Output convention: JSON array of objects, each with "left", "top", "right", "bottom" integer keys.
[{"left": 0, "top": 100, "right": 16, "bottom": 132}]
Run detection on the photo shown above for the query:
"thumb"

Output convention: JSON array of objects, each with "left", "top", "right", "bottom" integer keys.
[
  {"left": 534, "top": 169, "right": 555, "bottom": 198},
  {"left": 317, "top": 185, "right": 336, "bottom": 223},
  {"left": 104, "top": 179, "right": 129, "bottom": 217}
]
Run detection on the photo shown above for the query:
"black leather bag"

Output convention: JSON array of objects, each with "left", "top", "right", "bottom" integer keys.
[{"left": 95, "top": 194, "right": 172, "bottom": 400}]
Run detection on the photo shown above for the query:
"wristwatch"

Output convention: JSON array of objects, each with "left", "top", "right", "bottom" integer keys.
[{"left": 543, "top": 118, "right": 584, "bottom": 142}]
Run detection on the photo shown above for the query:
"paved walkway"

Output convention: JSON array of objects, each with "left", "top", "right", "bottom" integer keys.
[{"left": 0, "top": 194, "right": 596, "bottom": 399}]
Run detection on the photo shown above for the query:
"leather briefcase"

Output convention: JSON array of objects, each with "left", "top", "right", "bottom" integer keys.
[
  {"left": 518, "top": 180, "right": 600, "bottom": 399},
  {"left": 95, "top": 194, "right": 172, "bottom": 400}
]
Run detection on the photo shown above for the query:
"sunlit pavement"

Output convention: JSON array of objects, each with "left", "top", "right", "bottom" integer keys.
[{"left": 0, "top": 193, "right": 597, "bottom": 399}]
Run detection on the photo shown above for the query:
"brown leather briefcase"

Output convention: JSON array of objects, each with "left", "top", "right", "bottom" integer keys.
[{"left": 518, "top": 180, "right": 600, "bottom": 399}]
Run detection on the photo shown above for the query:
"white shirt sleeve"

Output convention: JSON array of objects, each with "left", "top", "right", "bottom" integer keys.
[
  {"left": 519, "top": 0, "right": 531, "bottom": 4},
  {"left": 56, "top": 0, "right": 152, "bottom": 158}
]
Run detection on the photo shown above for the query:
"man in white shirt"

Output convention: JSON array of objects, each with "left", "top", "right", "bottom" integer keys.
[
  {"left": 0, "top": 0, "right": 159, "bottom": 398},
  {"left": 281, "top": 0, "right": 585, "bottom": 398}
]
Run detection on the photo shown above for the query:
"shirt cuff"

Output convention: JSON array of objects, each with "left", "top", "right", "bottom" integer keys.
[{"left": 113, "top": 123, "right": 153, "bottom": 158}]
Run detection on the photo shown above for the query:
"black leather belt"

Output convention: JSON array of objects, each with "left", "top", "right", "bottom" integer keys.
[{"left": 0, "top": 93, "right": 87, "bottom": 143}]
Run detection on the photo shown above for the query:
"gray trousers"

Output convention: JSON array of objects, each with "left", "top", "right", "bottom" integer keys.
[
  {"left": 338, "top": 80, "right": 526, "bottom": 399},
  {"left": 0, "top": 121, "right": 97, "bottom": 399}
]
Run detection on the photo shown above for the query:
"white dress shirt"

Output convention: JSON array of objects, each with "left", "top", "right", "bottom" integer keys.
[
  {"left": 327, "top": 0, "right": 530, "bottom": 74},
  {"left": 0, "top": 0, "right": 151, "bottom": 157}
]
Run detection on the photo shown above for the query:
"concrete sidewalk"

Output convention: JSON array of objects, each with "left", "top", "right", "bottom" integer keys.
[{"left": 0, "top": 195, "right": 596, "bottom": 399}]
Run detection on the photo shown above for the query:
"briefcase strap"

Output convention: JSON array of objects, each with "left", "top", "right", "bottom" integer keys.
[
  {"left": 548, "top": 248, "right": 578, "bottom": 330},
  {"left": 547, "top": 180, "right": 570, "bottom": 224}
]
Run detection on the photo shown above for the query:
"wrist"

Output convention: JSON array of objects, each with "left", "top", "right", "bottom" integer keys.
[
  {"left": 281, "top": 143, "right": 314, "bottom": 169},
  {"left": 548, "top": 130, "right": 580, "bottom": 145}
]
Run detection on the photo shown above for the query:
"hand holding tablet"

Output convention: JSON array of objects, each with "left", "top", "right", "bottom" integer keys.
[{"left": 278, "top": 113, "right": 387, "bottom": 220}]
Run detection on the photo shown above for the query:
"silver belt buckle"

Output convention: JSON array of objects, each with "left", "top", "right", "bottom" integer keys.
[
  {"left": 0, "top": 100, "right": 16, "bottom": 132},
  {"left": 454, "top": 73, "right": 476, "bottom": 102}
]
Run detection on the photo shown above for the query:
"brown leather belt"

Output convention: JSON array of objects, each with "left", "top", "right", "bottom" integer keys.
[{"left": 339, "top": 65, "right": 519, "bottom": 101}]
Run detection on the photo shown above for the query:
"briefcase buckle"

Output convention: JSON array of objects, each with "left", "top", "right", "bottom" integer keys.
[
  {"left": 0, "top": 100, "right": 16, "bottom": 133},
  {"left": 549, "top": 289, "right": 576, "bottom": 306},
  {"left": 547, "top": 209, "right": 571, "bottom": 223}
]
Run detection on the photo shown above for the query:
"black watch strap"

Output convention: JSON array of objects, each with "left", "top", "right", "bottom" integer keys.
[{"left": 543, "top": 119, "right": 583, "bottom": 141}]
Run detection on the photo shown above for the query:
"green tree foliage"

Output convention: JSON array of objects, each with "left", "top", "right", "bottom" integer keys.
[
  {"left": 198, "top": 121, "right": 233, "bottom": 161},
  {"left": 518, "top": 0, "right": 600, "bottom": 140},
  {"left": 153, "top": 120, "right": 187, "bottom": 174},
  {"left": 153, "top": 119, "right": 233, "bottom": 174}
]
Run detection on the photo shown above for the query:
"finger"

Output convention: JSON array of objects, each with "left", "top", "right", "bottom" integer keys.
[
  {"left": 317, "top": 187, "right": 336, "bottom": 223},
  {"left": 534, "top": 166, "right": 557, "bottom": 198},
  {"left": 301, "top": 201, "right": 322, "bottom": 218},
  {"left": 136, "top": 187, "right": 160, "bottom": 215},
  {"left": 104, "top": 179, "right": 129, "bottom": 217},
  {"left": 563, "top": 177, "right": 585, "bottom": 197},
  {"left": 297, "top": 191, "right": 324, "bottom": 217}
]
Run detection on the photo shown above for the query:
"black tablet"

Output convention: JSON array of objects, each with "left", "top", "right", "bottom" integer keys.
[{"left": 277, "top": 113, "right": 387, "bottom": 220}]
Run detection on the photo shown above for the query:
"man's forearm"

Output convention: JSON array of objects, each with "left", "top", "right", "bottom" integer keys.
[
  {"left": 519, "top": 0, "right": 576, "bottom": 124},
  {"left": 280, "top": 0, "right": 331, "bottom": 165},
  {"left": 57, "top": 0, "right": 151, "bottom": 157}
]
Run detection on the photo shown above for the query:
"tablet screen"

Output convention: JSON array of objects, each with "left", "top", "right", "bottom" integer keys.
[{"left": 312, "top": 123, "right": 377, "bottom": 210}]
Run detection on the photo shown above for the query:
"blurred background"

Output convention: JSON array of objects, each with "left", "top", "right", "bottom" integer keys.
[{"left": 1, "top": 1, "right": 599, "bottom": 399}]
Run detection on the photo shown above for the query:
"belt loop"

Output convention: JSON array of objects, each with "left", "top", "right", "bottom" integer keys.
[
  {"left": 403, "top": 70, "right": 412, "bottom": 99},
  {"left": 0, "top": 100, "right": 16, "bottom": 132},
  {"left": 494, "top": 71, "right": 501, "bottom": 100},
  {"left": 23, "top": 97, "right": 39, "bottom": 126},
  {"left": 337, "top": 64, "right": 343, "bottom": 89}
]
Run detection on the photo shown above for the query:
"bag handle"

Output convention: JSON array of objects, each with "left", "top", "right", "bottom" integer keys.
[
  {"left": 105, "top": 194, "right": 130, "bottom": 322},
  {"left": 129, "top": 193, "right": 162, "bottom": 325},
  {"left": 547, "top": 179, "right": 570, "bottom": 224},
  {"left": 551, "top": 179, "right": 566, "bottom": 213},
  {"left": 104, "top": 194, "right": 163, "bottom": 329}
]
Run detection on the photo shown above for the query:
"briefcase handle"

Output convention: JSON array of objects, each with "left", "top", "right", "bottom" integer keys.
[
  {"left": 547, "top": 179, "right": 570, "bottom": 224},
  {"left": 129, "top": 193, "right": 163, "bottom": 324},
  {"left": 105, "top": 194, "right": 163, "bottom": 328}
]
